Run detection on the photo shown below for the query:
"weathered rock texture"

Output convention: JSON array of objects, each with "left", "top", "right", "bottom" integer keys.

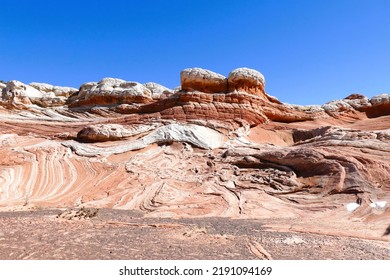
[
  {"left": 143, "top": 82, "right": 173, "bottom": 100},
  {"left": 1, "top": 80, "right": 55, "bottom": 107},
  {"left": 1, "top": 67, "right": 390, "bottom": 247},
  {"left": 67, "top": 123, "right": 225, "bottom": 156},
  {"left": 68, "top": 78, "right": 153, "bottom": 107},
  {"left": 29, "top": 82, "right": 78, "bottom": 98},
  {"left": 228, "top": 67, "right": 266, "bottom": 96},
  {"left": 181, "top": 68, "right": 228, "bottom": 93},
  {"left": 77, "top": 124, "right": 158, "bottom": 142},
  {"left": 366, "top": 93, "right": 390, "bottom": 118}
]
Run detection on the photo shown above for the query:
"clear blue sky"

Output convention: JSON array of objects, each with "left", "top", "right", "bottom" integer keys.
[{"left": 1, "top": 0, "right": 389, "bottom": 105}]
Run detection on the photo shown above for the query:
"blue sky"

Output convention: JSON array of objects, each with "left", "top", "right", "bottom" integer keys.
[{"left": 0, "top": 0, "right": 389, "bottom": 105}]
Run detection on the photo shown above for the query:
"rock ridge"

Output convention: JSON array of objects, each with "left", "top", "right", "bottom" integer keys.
[{"left": 2, "top": 68, "right": 389, "bottom": 126}]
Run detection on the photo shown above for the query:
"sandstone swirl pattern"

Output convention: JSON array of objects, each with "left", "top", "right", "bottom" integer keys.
[{"left": 0, "top": 67, "right": 390, "bottom": 238}]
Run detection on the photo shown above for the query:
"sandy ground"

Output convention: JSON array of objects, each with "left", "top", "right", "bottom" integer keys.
[{"left": 0, "top": 208, "right": 389, "bottom": 260}]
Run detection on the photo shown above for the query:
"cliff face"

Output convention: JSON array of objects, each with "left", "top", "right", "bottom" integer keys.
[{"left": 1, "top": 67, "right": 389, "bottom": 238}]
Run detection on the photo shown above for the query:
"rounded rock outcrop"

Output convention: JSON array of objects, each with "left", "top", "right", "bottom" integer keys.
[
  {"left": 228, "top": 67, "right": 266, "bottom": 97},
  {"left": 322, "top": 100, "right": 354, "bottom": 114},
  {"left": 68, "top": 78, "right": 153, "bottom": 107},
  {"left": 180, "top": 68, "right": 228, "bottom": 93},
  {"left": 366, "top": 93, "right": 390, "bottom": 118},
  {"left": 30, "top": 82, "right": 78, "bottom": 98},
  {"left": 143, "top": 82, "right": 173, "bottom": 100},
  {"left": 370, "top": 93, "right": 390, "bottom": 106},
  {"left": 342, "top": 94, "right": 371, "bottom": 111},
  {"left": 77, "top": 124, "right": 132, "bottom": 142},
  {"left": 1, "top": 80, "right": 56, "bottom": 106}
]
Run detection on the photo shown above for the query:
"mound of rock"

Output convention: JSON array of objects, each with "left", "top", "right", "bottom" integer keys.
[
  {"left": 77, "top": 123, "right": 158, "bottom": 142},
  {"left": 321, "top": 100, "right": 355, "bottom": 114},
  {"left": 181, "top": 68, "right": 228, "bottom": 93},
  {"left": 341, "top": 94, "right": 371, "bottom": 111},
  {"left": 228, "top": 67, "right": 266, "bottom": 96},
  {"left": 77, "top": 124, "right": 134, "bottom": 142},
  {"left": 1, "top": 80, "right": 57, "bottom": 107},
  {"left": 180, "top": 67, "right": 277, "bottom": 102},
  {"left": 143, "top": 123, "right": 225, "bottom": 149},
  {"left": 28, "top": 82, "right": 78, "bottom": 107},
  {"left": 68, "top": 78, "right": 153, "bottom": 107},
  {"left": 143, "top": 82, "right": 173, "bottom": 100},
  {"left": 29, "top": 82, "right": 78, "bottom": 98},
  {"left": 366, "top": 93, "right": 390, "bottom": 118}
]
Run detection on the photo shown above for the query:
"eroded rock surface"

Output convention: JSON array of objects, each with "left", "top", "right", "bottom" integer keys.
[
  {"left": 1, "top": 80, "right": 56, "bottom": 107},
  {"left": 1, "top": 68, "right": 390, "bottom": 252},
  {"left": 228, "top": 67, "right": 266, "bottom": 97},
  {"left": 68, "top": 78, "right": 153, "bottom": 107},
  {"left": 29, "top": 82, "right": 78, "bottom": 98},
  {"left": 66, "top": 123, "right": 225, "bottom": 156},
  {"left": 181, "top": 68, "right": 228, "bottom": 93},
  {"left": 367, "top": 93, "right": 390, "bottom": 118},
  {"left": 143, "top": 82, "right": 173, "bottom": 100},
  {"left": 77, "top": 124, "right": 158, "bottom": 142}
]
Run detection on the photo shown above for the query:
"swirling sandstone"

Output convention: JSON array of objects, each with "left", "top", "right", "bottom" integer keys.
[{"left": 0, "top": 68, "right": 390, "bottom": 240}]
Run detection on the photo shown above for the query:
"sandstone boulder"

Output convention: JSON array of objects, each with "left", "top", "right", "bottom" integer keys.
[
  {"left": 228, "top": 67, "right": 266, "bottom": 97},
  {"left": 68, "top": 78, "right": 153, "bottom": 107},
  {"left": 77, "top": 124, "right": 133, "bottom": 142},
  {"left": 343, "top": 94, "right": 371, "bottom": 111},
  {"left": 143, "top": 82, "right": 173, "bottom": 100},
  {"left": 366, "top": 93, "right": 390, "bottom": 118},
  {"left": 370, "top": 93, "right": 390, "bottom": 106},
  {"left": 180, "top": 68, "right": 228, "bottom": 93},
  {"left": 322, "top": 100, "right": 354, "bottom": 114},
  {"left": 77, "top": 123, "right": 158, "bottom": 142}
]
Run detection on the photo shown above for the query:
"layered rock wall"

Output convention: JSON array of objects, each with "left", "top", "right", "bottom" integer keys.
[{"left": 1, "top": 68, "right": 389, "bottom": 125}]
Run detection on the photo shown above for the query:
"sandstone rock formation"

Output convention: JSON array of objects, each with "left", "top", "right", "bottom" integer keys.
[
  {"left": 1, "top": 80, "right": 55, "bottom": 107},
  {"left": 181, "top": 68, "right": 228, "bottom": 93},
  {"left": 2, "top": 68, "right": 388, "bottom": 126},
  {"left": 29, "top": 82, "right": 78, "bottom": 98},
  {"left": 68, "top": 78, "right": 153, "bottom": 107},
  {"left": 228, "top": 67, "right": 266, "bottom": 96},
  {"left": 66, "top": 123, "right": 225, "bottom": 156},
  {"left": 366, "top": 93, "right": 390, "bottom": 118},
  {"left": 143, "top": 82, "right": 173, "bottom": 100},
  {"left": 1, "top": 67, "right": 390, "bottom": 246},
  {"left": 343, "top": 93, "right": 371, "bottom": 111},
  {"left": 77, "top": 124, "right": 156, "bottom": 142},
  {"left": 28, "top": 83, "right": 78, "bottom": 107}
]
